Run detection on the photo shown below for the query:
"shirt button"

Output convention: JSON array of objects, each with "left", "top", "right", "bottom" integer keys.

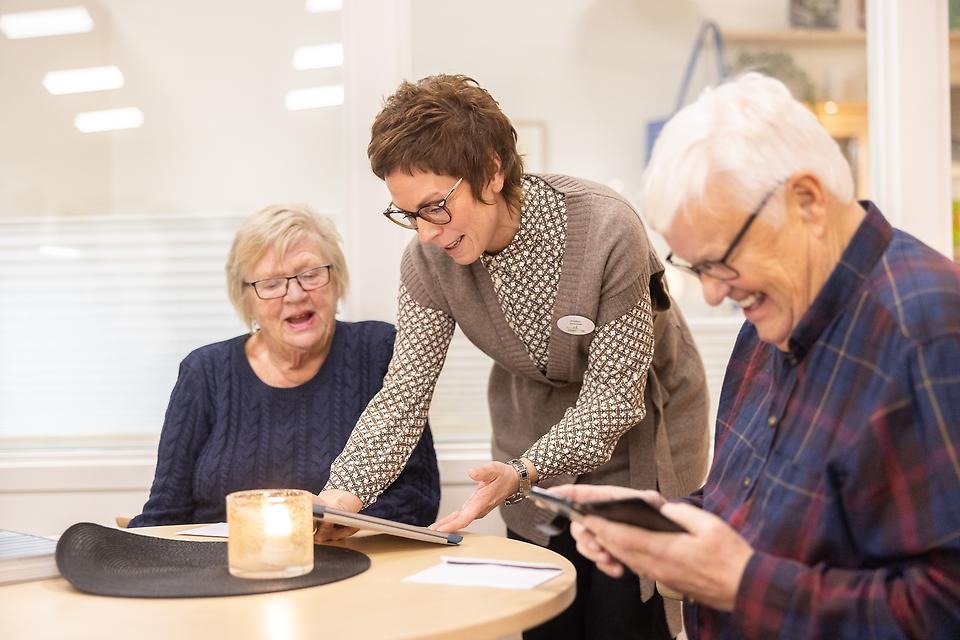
[
  {"left": 743, "top": 476, "right": 752, "bottom": 488},
  {"left": 767, "top": 415, "right": 777, "bottom": 427}
]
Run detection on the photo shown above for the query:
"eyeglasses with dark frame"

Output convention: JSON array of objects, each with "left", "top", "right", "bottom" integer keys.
[
  {"left": 383, "top": 177, "right": 463, "bottom": 229},
  {"left": 665, "top": 182, "right": 782, "bottom": 281},
  {"left": 245, "top": 265, "right": 333, "bottom": 300}
]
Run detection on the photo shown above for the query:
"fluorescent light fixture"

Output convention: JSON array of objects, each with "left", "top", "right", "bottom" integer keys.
[
  {"left": 285, "top": 85, "right": 343, "bottom": 110},
  {"left": 43, "top": 66, "right": 124, "bottom": 95},
  {"left": 74, "top": 107, "right": 144, "bottom": 133},
  {"left": 0, "top": 7, "right": 93, "bottom": 39},
  {"left": 305, "top": 0, "right": 342, "bottom": 13},
  {"left": 38, "top": 245, "right": 80, "bottom": 259},
  {"left": 293, "top": 44, "right": 343, "bottom": 70}
]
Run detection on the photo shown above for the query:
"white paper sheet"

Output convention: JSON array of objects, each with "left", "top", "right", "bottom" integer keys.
[
  {"left": 179, "top": 522, "right": 228, "bottom": 537},
  {"left": 403, "top": 555, "right": 563, "bottom": 590}
]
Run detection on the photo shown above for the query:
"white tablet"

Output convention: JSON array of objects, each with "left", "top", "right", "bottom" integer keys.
[{"left": 312, "top": 505, "right": 462, "bottom": 545}]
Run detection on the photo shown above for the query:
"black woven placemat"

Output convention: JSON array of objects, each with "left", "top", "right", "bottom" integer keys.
[{"left": 56, "top": 522, "right": 370, "bottom": 598}]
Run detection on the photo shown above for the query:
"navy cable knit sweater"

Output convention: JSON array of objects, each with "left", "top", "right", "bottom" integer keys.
[{"left": 129, "top": 320, "right": 440, "bottom": 527}]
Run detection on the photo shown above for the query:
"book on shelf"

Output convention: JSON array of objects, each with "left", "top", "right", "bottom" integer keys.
[{"left": 0, "top": 528, "right": 60, "bottom": 585}]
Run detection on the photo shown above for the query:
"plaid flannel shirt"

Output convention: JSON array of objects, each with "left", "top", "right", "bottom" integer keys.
[{"left": 683, "top": 203, "right": 960, "bottom": 639}]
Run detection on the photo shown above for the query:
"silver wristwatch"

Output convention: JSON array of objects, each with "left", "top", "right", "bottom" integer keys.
[{"left": 503, "top": 458, "right": 531, "bottom": 505}]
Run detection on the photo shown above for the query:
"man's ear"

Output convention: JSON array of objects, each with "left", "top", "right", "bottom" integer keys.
[{"left": 786, "top": 172, "right": 827, "bottom": 238}]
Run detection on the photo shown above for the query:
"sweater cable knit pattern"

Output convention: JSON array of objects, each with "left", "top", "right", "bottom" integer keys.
[{"left": 129, "top": 321, "right": 440, "bottom": 527}]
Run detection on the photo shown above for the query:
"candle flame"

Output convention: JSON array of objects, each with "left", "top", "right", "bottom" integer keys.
[{"left": 262, "top": 502, "right": 293, "bottom": 537}]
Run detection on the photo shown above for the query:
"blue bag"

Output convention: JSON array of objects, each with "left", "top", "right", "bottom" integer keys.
[{"left": 645, "top": 21, "right": 728, "bottom": 162}]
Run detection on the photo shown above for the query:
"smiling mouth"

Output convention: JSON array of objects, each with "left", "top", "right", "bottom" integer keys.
[
  {"left": 445, "top": 236, "right": 463, "bottom": 251},
  {"left": 736, "top": 293, "right": 764, "bottom": 311}
]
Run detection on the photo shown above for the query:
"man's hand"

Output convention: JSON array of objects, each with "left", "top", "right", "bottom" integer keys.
[
  {"left": 554, "top": 484, "right": 753, "bottom": 612},
  {"left": 431, "top": 460, "right": 526, "bottom": 532},
  {"left": 313, "top": 489, "right": 363, "bottom": 542}
]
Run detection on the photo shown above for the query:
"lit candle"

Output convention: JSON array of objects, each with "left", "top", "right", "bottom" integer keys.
[
  {"left": 226, "top": 489, "right": 314, "bottom": 579},
  {"left": 260, "top": 500, "right": 294, "bottom": 566}
]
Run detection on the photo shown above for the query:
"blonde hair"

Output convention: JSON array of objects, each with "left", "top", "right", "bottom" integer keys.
[{"left": 225, "top": 204, "right": 348, "bottom": 327}]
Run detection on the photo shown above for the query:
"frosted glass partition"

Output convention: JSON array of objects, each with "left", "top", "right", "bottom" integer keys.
[
  {"left": 0, "top": 212, "right": 248, "bottom": 442},
  {"left": 0, "top": 211, "right": 512, "bottom": 444}
]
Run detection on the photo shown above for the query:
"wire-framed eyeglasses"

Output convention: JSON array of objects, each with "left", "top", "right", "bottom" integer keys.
[
  {"left": 383, "top": 177, "right": 463, "bottom": 229},
  {"left": 245, "top": 265, "right": 333, "bottom": 300},
  {"left": 665, "top": 182, "right": 782, "bottom": 281}
]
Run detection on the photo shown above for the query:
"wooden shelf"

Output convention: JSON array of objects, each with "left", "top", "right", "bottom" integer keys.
[
  {"left": 724, "top": 29, "right": 866, "bottom": 46},
  {"left": 727, "top": 29, "right": 960, "bottom": 47}
]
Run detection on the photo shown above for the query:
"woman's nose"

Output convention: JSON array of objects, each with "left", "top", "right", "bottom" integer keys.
[
  {"left": 416, "top": 219, "right": 443, "bottom": 244},
  {"left": 285, "top": 278, "right": 308, "bottom": 300}
]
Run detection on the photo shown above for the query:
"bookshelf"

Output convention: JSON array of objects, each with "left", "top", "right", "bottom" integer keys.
[{"left": 724, "top": 29, "right": 866, "bottom": 46}]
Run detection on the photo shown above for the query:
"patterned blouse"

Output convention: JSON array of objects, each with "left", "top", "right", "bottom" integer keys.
[{"left": 328, "top": 176, "right": 655, "bottom": 507}]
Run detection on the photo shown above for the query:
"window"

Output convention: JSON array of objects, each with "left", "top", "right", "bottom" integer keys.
[
  {"left": 0, "top": 0, "right": 344, "bottom": 446},
  {"left": 0, "top": 212, "right": 246, "bottom": 441}
]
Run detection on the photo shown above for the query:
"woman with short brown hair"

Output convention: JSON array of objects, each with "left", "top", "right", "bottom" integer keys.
[{"left": 319, "top": 75, "right": 710, "bottom": 639}]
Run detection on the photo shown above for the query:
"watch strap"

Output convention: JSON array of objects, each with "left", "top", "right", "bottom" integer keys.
[{"left": 503, "top": 458, "right": 531, "bottom": 505}]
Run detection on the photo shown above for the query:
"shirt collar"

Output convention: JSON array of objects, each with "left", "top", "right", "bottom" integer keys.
[
  {"left": 482, "top": 175, "right": 538, "bottom": 263},
  {"left": 786, "top": 201, "right": 893, "bottom": 362}
]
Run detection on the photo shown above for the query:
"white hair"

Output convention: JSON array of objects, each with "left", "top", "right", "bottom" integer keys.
[{"left": 640, "top": 72, "right": 854, "bottom": 232}]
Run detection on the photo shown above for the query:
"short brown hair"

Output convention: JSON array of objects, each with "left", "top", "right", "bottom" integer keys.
[
  {"left": 368, "top": 74, "right": 524, "bottom": 213},
  {"left": 225, "top": 204, "right": 348, "bottom": 327}
]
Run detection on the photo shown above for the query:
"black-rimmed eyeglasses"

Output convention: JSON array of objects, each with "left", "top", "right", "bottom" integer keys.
[
  {"left": 245, "top": 265, "right": 333, "bottom": 300},
  {"left": 665, "top": 182, "right": 782, "bottom": 281},
  {"left": 383, "top": 177, "right": 463, "bottom": 229}
]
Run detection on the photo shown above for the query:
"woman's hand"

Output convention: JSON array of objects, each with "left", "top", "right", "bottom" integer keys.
[
  {"left": 312, "top": 489, "right": 363, "bottom": 542},
  {"left": 430, "top": 461, "right": 523, "bottom": 532}
]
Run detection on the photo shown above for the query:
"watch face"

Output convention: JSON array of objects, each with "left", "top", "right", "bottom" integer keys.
[{"left": 510, "top": 460, "right": 529, "bottom": 482}]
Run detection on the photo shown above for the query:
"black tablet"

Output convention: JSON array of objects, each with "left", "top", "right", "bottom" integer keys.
[{"left": 529, "top": 486, "right": 687, "bottom": 534}]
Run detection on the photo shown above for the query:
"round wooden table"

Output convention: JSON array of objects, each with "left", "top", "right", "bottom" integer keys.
[{"left": 0, "top": 524, "right": 576, "bottom": 640}]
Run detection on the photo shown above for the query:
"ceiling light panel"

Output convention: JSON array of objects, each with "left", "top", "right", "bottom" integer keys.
[
  {"left": 74, "top": 107, "right": 144, "bottom": 133},
  {"left": 43, "top": 66, "right": 124, "bottom": 95},
  {"left": 292, "top": 44, "right": 343, "bottom": 70},
  {"left": 0, "top": 7, "right": 93, "bottom": 39},
  {"left": 305, "top": 0, "right": 342, "bottom": 13},
  {"left": 284, "top": 85, "right": 344, "bottom": 111}
]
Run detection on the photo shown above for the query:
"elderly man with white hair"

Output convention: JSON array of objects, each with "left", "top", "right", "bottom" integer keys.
[{"left": 550, "top": 72, "right": 960, "bottom": 639}]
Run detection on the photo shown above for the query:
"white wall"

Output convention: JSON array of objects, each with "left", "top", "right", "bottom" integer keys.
[
  {"left": 105, "top": 0, "right": 345, "bottom": 215},
  {"left": 410, "top": 0, "right": 706, "bottom": 208},
  {"left": 339, "top": 0, "right": 410, "bottom": 322},
  {"left": 868, "top": 0, "right": 953, "bottom": 256}
]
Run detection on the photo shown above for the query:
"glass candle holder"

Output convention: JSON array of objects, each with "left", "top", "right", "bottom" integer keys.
[{"left": 226, "top": 489, "right": 314, "bottom": 579}]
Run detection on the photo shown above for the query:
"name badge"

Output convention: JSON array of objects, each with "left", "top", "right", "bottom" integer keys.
[{"left": 557, "top": 315, "right": 596, "bottom": 335}]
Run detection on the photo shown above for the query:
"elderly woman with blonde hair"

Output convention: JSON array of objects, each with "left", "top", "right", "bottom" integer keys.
[{"left": 129, "top": 204, "right": 440, "bottom": 528}]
